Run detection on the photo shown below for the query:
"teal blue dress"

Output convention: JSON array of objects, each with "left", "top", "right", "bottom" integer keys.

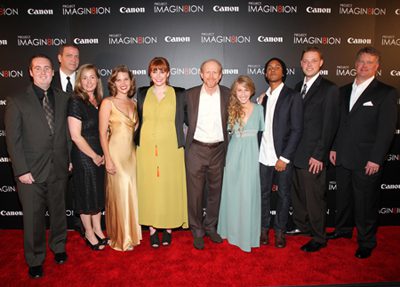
[{"left": 217, "top": 103, "right": 264, "bottom": 252}]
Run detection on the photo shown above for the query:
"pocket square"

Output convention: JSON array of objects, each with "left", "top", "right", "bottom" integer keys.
[{"left": 363, "top": 101, "right": 373, "bottom": 106}]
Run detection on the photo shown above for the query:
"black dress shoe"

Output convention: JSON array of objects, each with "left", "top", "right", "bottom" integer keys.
[
  {"left": 193, "top": 237, "right": 204, "bottom": 250},
  {"left": 355, "top": 247, "right": 373, "bottom": 259},
  {"left": 301, "top": 239, "right": 327, "bottom": 252},
  {"left": 275, "top": 231, "right": 286, "bottom": 248},
  {"left": 285, "top": 228, "right": 311, "bottom": 236},
  {"left": 260, "top": 229, "right": 269, "bottom": 245},
  {"left": 326, "top": 231, "right": 352, "bottom": 240},
  {"left": 55, "top": 252, "right": 68, "bottom": 264},
  {"left": 206, "top": 232, "right": 223, "bottom": 243},
  {"left": 28, "top": 265, "right": 43, "bottom": 278},
  {"left": 94, "top": 233, "right": 110, "bottom": 246}
]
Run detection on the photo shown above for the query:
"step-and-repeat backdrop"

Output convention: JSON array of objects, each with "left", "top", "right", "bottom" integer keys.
[{"left": 1, "top": 0, "right": 399, "bottom": 228}]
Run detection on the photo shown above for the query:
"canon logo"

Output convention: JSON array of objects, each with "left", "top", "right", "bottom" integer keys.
[
  {"left": 0, "top": 8, "right": 19, "bottom": 16},
  {"left": 306, "top": 7, "right": 331, "bottom": 14},
  {"left": 0, "top": 210, "right": 23, "bottom": 216},
  {"left": 74, "top": 38, "right": 99, "bottom": 45},
  {"left": 164, "top": 36, "right": 191, "bottom": 43},
  {"left": 0, "top": 186, "right": 16, "bottom": 192},
  {"left": 257, "top": 36, "right": 284, "bottom": 43},
  {"left": 395, "top": 9, "right": 400, "bottom": 15},
  {"left": 0, "top": 130, "right": 6, "bottom": 136},
  {"left": 347, "top": 37, "right": 372, "bottom": 44},
  {"left": 27, "top": 8, "right": 53, "bottom": 15},
  {"left": 0, "top": 40, "right": 7, "bottom": 45},
  {"left": 381, "top": 184, "right": 400, "bottom": 190},
  {"left": 0, "top": 99, "right": 7, "bottom": 105},
  {"left": 320, "top": 69, "right": 329, "bottom": 75},
  {"left": 213, "top": 5, "right": 239, "bottom": 12},
  {"left": 99, "top": 69, "right": 146, "bottom": 77},
  {"left": 119, "top": 7, "right": 145, "bottom": 13},
  {"left": 0, "top": 157, "right": 11, "bottom": 162},
  {"left": 390, "top": 70, "right": 400, "bottom": 76}
]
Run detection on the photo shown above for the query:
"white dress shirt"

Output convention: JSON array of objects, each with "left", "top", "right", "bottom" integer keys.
[
  {"left": 193, "top": 85, "right": 224, "bottom": 143},
  {"left": 59, "top": 69, "right": 76, "bottom": 92},
  {"left": 259, "top": 82, "right": 289, "bottom": 166},
  {"left": 349, "top": 76, "right": 375, "bottom": 111}
]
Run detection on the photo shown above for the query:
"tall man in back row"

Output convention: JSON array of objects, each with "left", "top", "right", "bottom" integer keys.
[
  {"left": 287, "top": 47, "right": 340, "bottom": 253},
  {"left": 5, "top": 54, "right": 70, "bottom": 278},
  {"left": 185, "top": 59, "right": 230, "bottom": 250},
  {"left": 328, "top": 47, "right": 398, "bottom": 259}
]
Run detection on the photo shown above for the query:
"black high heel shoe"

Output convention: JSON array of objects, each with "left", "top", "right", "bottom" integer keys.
[
  {"left": 162, "top": 230, "right": 172, "bottom": 246},
  {"left": 150, "top": 232, "right": 160, "bottom": 248},
  {"left": 94, "top": 233, "right": 109, "bottom": 246},
  {"left": 84, "top": 237, "right": 105, "bottom": 251}
]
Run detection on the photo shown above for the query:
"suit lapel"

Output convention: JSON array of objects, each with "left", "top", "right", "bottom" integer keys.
[
  {"left": 191, "top": 86, "right": 201, "bottom": 130},
  {"left": 219, "top": 86, "right": 227, "bottom": 128},
  {"left": 26, "top": 85, "right": 51, "bottom": 132},
  {"left": 349, "top": 79, "right": 377, "bottom": 115},
  {"left": 303, "top": 75, "right": 322, "bottom": 103}
]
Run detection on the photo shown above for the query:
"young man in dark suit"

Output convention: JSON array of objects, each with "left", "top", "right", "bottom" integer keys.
[
  {"left": 287, "top": 47, "right": 340, "bottom": 252},
  {"left": 259, "top": 58, "right": 303, "bottom": 248},
  {"left": 328, "top": 47, "right": 398, "bottom": 259},
  {"left": 5, "top": 54, "right": 71, "bottom": 278}
]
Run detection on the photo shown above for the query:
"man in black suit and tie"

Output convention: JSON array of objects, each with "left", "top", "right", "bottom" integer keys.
[
  {"left": 51, "top": 44, "right": 80, "bottom": 93},
  {"left": 51, "top": 44, "right": 84, "bottom": 236},
  {"left": 5, "top": 54, "right": 70, "bottom": 278},
  {"left": 259, "top": 58, "right": 303, "bottom": 248},
  {"left": 328, "top": 47, "right": 398, "bottom": 259},
  {"left": 185, "top": 59, "right": 230, "bottom": 250},
  {"left": 286, "top": 47, "right": 340, "bottom": 252}
]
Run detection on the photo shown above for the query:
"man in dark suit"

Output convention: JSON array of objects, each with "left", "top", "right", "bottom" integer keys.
[
  {"left": 51, "top": 44, "right": 80, "bottom": 93},
  {"left": 286, "top": 47, "right": 340, "bottom": 252},
  {"left": 5, "top": 54, "right": 70, "bottom": 278},
  {"left": 185, "top": 59, "right": 230, "bottom": 250},
  {"left": 51, "top": 44, "right": 84, "bottom": 236},
  {"left": 259, "top": 58, "right": 303, "bottom": 248},
  {"left": 328, "top": 47, "right": 398, "bottom": 259}
]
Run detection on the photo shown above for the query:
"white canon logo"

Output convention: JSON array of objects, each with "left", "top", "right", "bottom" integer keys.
[{"left": 27, "top": 8, "right": 53, "bottom": 15}]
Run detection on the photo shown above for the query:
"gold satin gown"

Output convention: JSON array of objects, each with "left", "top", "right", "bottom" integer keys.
[{"left": 105, "top": 101, "right": 142, "bottom": 251}]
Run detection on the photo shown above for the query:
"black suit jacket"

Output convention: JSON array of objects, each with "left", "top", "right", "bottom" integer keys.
[
  {"left": 334, "top": 78, "right": 398, "bottom": 169},
  {"left": 260, "top": 84, "right": 303, "bottom": 161},
  {"left": 51, "top": 71, "right": 63, "bottom": 91},
  {"left": 135, "top": 86, "right": 186, "bottom": 148},
  {"left": 5, "top": 85, "right": 70, "bottom": 182},
  {"left": 293, "top": 76, "right": 340, "bottom": 169},
  {"left": 185, "top": 85, "right": 230, "bottom": 152}
]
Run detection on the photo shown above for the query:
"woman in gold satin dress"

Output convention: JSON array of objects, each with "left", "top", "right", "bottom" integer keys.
[
  {"left": 99, "top": 65, "right": 142, "bottom": 251},
  {"left": 136, "top": 57, "right": 188, "bottom": 248}
]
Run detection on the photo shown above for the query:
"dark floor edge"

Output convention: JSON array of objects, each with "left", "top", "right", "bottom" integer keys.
[{"left": 277, "top": 282, "right": 400, "bottom": 287}]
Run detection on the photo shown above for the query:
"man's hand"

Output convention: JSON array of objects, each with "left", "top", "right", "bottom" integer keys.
[
  {"left": 309, "top": 157, "right": 323, "bottom": 174},
  {"left": 18, "top": 173, "right": 35, "bottom": 184},
  {"left": 329, "top": 151, "right": 336, "bottom": 166},
  {"left": 275, "top": 159, "right": 287, "bottom": 172},
  {"left": 365, "top": 161, "right": 380, "bottom": 176}
]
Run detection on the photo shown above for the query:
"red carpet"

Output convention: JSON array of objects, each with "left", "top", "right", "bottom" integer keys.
[{"left": 0, "top": 227, "right": 399, "bottom": 287}]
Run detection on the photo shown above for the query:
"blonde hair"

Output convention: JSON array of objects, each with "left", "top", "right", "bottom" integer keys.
[
  {"left": 228, "top": 75, "right": 255, "bottom": 132},
  {"left": 74, "top": 64, "right": 103, "bottom": 105}
]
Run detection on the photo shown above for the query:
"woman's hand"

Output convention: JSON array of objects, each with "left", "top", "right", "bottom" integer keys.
[{"left": 105, "top": 159, "right": 116, "bottom": 175}]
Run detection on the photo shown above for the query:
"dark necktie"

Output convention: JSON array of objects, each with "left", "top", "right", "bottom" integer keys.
[
  {"left": 66, "top": 76, "right": 73, "bottom": 93},
  {"left": 42, "top": 91, "right": 55, "bottom": 134},
  {"left": 301, "top": 83, "right": 307, "bottom": 98}
]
